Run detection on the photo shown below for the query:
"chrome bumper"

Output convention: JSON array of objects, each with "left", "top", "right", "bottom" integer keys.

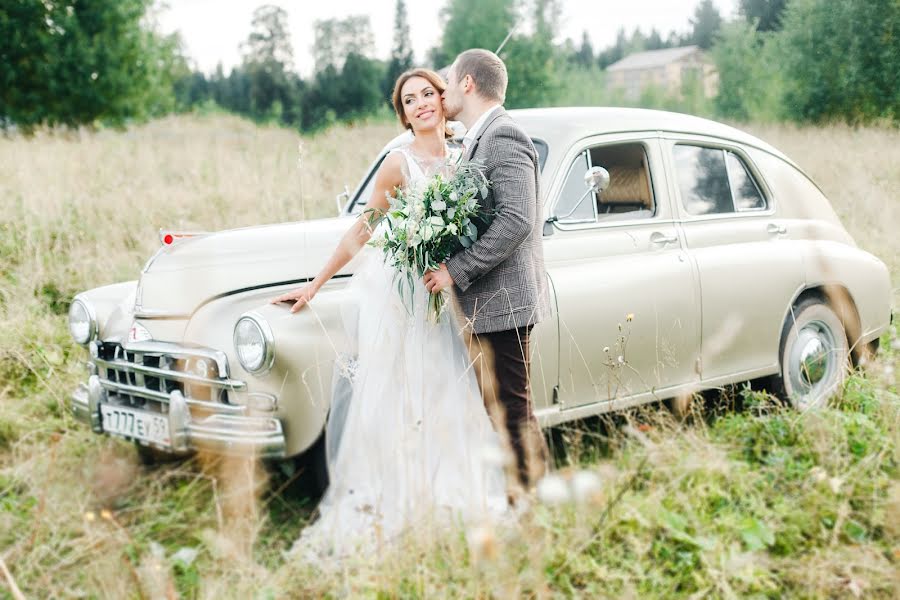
[{"left": 72, "top": 374, "right": 286, "bottom": 458}]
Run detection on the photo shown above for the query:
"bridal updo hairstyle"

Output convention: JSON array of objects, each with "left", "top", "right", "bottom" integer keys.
[{"left": 391, "top": 68, "right": 453, "bottom": 138}]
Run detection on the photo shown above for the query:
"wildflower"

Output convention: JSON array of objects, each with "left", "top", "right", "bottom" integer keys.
[
  {"left": 626, "top": 313, "right": 634, "bottom": 322},
  {"left": 536, "top": 473, "right": 570, "bottom": 505},
  {"left": 809, "top": 466, "right": 828, "bottom": 483},
  {"left": 467, "top": 525, "right": 497, "bottom": 562},
  {"left": 603, "top": 346, "right": 610, "bottom": 353},
  {"left": 480, "top": 442, "right": 510, "bottom": 467},
  {"left": 171, "top": 547, "right": 199, "bottom": 567},
  {"left": 617, "top": 355, "right": 625, "bottom": 364},
  {"left": 829, "top": 477, "right": 843, "bottom": 494},
  {"left": 570, "top": 470, "right": 602, "bottom": 504},
  {"left": 100, "top": 509, "right": 113, "bottom": 520},
  {"left": 84, "top": 511, "right": 96, "bottom": 522}
]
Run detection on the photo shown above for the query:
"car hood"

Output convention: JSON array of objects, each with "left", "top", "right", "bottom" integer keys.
[{"left": 137, "top": 217, "right": 358, "bottom": 316}]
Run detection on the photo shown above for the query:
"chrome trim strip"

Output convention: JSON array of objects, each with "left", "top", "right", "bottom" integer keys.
[
  {"left": 117, "top": 340, "right": 231, "bottom": 377},
  {"left": 100, "top": 379, "right": 169, "bottom": 402},
  {"left": 99, "top": 379, "right": 246, "bottom": 414},
  {"left": 94, "top": 356, "right": 246, "bottom": 390},
  {"left": 132, "top": 308, "right": 191, "bottom": 320}
]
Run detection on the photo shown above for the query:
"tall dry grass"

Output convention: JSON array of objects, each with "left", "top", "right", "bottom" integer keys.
[{"left": 0, "top": 114, "right": 897, "bottom": 598}]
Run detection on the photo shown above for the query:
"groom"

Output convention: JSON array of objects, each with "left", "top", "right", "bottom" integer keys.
[{"left": 424, "top": 49, "right": 551, "bottom": 491}]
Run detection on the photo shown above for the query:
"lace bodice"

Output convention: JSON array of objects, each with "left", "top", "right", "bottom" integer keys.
[{"left": 390, "top": 144, "right": 460, "bottom": 188}]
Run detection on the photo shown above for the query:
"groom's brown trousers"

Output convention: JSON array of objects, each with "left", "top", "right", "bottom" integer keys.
[{"left": 465, "top": 324, "right": 549, "bottom": 490}]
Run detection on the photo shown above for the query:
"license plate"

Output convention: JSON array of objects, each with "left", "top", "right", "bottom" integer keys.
[{"left": 100, "top": 404, "right": 170, "bottom": 446}]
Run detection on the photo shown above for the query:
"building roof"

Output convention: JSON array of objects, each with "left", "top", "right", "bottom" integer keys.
[{"left": 607, "top": 45, "right": 702, "bottom": 71}]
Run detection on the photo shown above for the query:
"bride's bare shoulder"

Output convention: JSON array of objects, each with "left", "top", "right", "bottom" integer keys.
[{"left": 378, "top": 150, "right": 405, "bottom": 181}]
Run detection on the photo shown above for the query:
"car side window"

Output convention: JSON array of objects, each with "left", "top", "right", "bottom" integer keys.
[
  {"left": 349, "top": 155, "right": 386, "bottom": 214},
  {"left": 726, "top": 151, "right": 766, "bottom": 210},
  {"left": 556, "top": 151, "right": 596, "bottom": 222},
  {"left": 555, "top": 142, "right": 656, "bottom": 224},
  {"left": 674, "top": 145, "right": 767, "bottom": 216}
]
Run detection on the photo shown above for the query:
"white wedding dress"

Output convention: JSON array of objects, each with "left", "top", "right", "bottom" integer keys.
[{"left": 293, "top": 145, "right": 508, "bottom": 562}]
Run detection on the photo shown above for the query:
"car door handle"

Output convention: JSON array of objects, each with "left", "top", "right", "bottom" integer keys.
[
  {"left": 766, "top": 223, "right": 787, "bottom": 235},
  {"left": 650, "top": 232, "right": 678, "bottom": 246}
]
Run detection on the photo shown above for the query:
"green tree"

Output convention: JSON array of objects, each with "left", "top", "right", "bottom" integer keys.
[
  {"left": 712, "top": 21, "right": 783, "bottom": 121},
  {"left": 384, "top": 0, "right": 414, "bottom": 99},
  {"left": 439, "top": 0, "right": 517, "bottom": 60},
  {"left": 304, "top": 16, "right": 383, "bottom": 130},
  {"left": 778, "top": 0, "right": 900, "bottom": 123},
  {"left": 739, "top": 0, "right": 787, "bottom": 32},
  {"left": 689, "top": 0, "right": 723, "bottom": 49},
  {"left": 341, "top": 52, "right": 385, "bottom": 117},
  {"left": 574, "top": 30, "right": 594, "bottom": 67},
  {"left": 0, "top": 0, "right": 184, "bottom": 131},
  {"left": 240, "top": 5, "right": 301, "bottom": 124},
  {"left": 313, "top": 16, "right": 375, "bottom": 73},
  {"left": 502, "top": 0, "right": 562, "bottom": 108},
  {"left": 597, "top": 28, "right": 628, "bottom": 68},
  {"left": 645, "top": 28, "right": 666, "bottom": 50}
]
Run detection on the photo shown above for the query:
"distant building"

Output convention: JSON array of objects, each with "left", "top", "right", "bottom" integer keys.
[{"left": 606, "top": 46, "right": 718, "bottom": 100}]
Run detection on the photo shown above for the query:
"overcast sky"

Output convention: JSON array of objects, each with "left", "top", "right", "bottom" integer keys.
[{"left": 156, "top": 0, "right": 737, "bottom": 76}]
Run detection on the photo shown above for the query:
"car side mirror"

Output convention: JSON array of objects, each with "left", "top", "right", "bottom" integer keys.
[
  {"left": 544, "top": 166, "right": 610, "bottom": 235},
  {"left": 584, "top": 166, "right": 610, "bottom": 194},
  {"left": 335, "top": 185, "right": 350, "bottom": 216}
]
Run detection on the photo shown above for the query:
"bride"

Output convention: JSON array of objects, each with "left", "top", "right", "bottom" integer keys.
[{"left": 271, "top": 68, "right": 507, "bottom": 559}]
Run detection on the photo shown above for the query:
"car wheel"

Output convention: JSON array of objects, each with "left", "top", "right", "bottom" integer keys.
[{"left": 773, "top": 299, "right": 849, "bottom": 410}]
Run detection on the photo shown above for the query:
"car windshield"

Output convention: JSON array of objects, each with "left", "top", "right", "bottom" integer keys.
[{"left": 348, "top": 138, "right": 549, "bottom": 215}]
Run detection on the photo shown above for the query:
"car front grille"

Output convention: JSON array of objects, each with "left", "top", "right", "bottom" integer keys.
[{"left": 93, "top": 341, "right": 247, "bottom": 416}]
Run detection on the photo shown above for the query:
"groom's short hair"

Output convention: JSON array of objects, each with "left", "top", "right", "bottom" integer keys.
[{"left": 454, "top": 49, "right": 508, "bottom": 103}]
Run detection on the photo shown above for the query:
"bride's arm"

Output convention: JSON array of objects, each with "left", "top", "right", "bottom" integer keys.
[{"left": 271, "top": 153, "right": 404, "bottom": 313}]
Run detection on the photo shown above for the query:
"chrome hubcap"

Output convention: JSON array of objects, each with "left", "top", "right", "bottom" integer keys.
[{"left": 788, "top": 320, "right": 838, "bottom": 405}]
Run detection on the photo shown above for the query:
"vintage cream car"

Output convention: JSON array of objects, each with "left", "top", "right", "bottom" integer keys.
[{"left": 68, "top": 107, "right": 892, "bottom": 466}]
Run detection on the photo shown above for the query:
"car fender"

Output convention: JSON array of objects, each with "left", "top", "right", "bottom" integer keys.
[
  {"left": 184, "top": 278, "right": 355, "bottom": 457},
  {"left": 74, "top": 281, "right": 137, "bottom": 343},
  {"left": 799, "top": 240, "right": 892, "bottom": 344}
]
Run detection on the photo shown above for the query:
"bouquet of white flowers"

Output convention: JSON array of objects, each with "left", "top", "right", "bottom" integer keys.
[{"left": 368, "top": 157, "right": 491, "bottom": 321}]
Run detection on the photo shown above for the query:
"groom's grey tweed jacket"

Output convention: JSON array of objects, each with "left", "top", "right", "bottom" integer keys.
[{"left": 446, "top": 107, "right": 551, "bottom": 334}]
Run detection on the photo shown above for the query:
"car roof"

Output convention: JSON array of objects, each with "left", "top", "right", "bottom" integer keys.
[
  {"left": 507, "top": 107, "right": 790, "bottom": 163},
  {"left": 382, "top": 107, "right": 788, "bottom": 162}
]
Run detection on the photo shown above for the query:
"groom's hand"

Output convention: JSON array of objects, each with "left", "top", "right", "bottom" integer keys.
[{"left": 424, "top": 263, "right": 454, "bottom": 294}]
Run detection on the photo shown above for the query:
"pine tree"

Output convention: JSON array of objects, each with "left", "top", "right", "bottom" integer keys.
[
  {"left": 575, "top": 31, "right": 594, "bottom": 67},
  {"left": 689, "top": 0, "right": 723, "bottom": 49},
  {"left": 739, "top": 0, "right": 787, "bottom": 32},
  {"left": 384, "top": 0, "right": 414, "bottom": 99}
]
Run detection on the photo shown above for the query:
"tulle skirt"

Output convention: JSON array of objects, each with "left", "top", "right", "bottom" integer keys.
[{"left": 292, "top": 247, "right": 507, "bottom": 561}]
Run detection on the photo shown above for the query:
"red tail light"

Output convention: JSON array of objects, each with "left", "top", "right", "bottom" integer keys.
[{"left": 158, "top": 229, "right": 209, "bottom": 246}]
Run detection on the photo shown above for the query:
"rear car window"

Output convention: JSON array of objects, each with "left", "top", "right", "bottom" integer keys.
[{"left": 673, "top": 145, "right": 767, "bottom": 216}]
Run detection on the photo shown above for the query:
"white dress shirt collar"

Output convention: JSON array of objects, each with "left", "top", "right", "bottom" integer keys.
[{"left": 462, "top": 104, "right": 502, "bottom": 150}]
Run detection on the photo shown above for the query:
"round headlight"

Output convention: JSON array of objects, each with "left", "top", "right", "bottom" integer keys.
[
  {"left": 233, "top": 313, "right": 274, "bottom": 374},
  {"left": 68, "top": 298, "right": 96, "bottom": 345}
]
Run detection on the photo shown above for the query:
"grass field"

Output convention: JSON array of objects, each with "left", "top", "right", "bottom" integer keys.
[{"left": 0, "top": 114, "right": 897, "bottom": 598}]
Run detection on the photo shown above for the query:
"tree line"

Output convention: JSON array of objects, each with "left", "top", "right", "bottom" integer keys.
[{"left": 1, "top": 0, "right": 897, "bottom": 134}]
